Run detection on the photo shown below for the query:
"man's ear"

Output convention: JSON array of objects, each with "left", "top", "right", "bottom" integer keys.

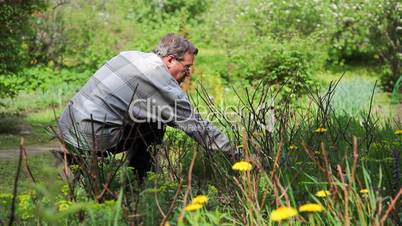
[
  {"left": 163, "top": 55, "right": 175, "bottom": 69},
  {"left": 166, "top": 55, "right": 175, "bottom": 63}
]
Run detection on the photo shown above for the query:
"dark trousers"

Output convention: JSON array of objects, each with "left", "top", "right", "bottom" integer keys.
[
  {"left": 110, "top": 123, "right": 165, "bottom": 181},
  {"left": 56, "top": 123, "right": 165, "bottom": 183}
]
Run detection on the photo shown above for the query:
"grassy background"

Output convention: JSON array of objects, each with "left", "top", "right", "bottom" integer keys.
[{"left": 0, "top": 153, "right": 55, "bottom": 193}]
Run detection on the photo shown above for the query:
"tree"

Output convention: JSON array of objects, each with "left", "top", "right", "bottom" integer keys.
[
  {"left": 0, "top": 0, "right": 47, "bottom": 74},
  {"left": 0, "top": 0, "right": 47, "bottom": 97},
  {"left": 368, "top": 0, "right": 402, "bottom": 92}
]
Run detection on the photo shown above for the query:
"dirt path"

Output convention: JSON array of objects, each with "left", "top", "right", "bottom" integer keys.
[{"left": 0, "top": 141, "right": 61, "bottom": 159}]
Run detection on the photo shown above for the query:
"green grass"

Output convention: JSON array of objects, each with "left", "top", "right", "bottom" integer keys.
[
  {"left": 319, "top": 64, "right": 383, "bottom": 83},
  {"left": 0, "top": 84, "right": 75, "bottom": 149},
  {"left": 314, "top": 65, "right": 395, "bottom": 118},
  {"left": 0, "top": 153, "right": 55, "bottom": 194},
  {"left": 0, "top": 85, "right": 77, "bottom": 114},
  {"left": 0, "top": 108, "right": 61, "bottom": 149}
]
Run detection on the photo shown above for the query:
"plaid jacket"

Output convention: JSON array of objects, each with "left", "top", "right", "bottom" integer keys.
[{"left": 57, "top": 51, "right": 232, "bottom": 153}]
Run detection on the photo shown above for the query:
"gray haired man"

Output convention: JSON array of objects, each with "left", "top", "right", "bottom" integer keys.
[{"left": 57, "top": 33, "right": 236, "bottom": 181}]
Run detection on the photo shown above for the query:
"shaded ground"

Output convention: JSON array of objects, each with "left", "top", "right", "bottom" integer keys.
[
  {"left": 0, "top": 140, "right": 61, "bottom": 159},
  {"left": 0, "top": 108, "right": 58, "bottom": 149}
]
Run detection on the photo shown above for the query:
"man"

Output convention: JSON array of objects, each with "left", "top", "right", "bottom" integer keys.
[{"left": 57, "top": 33, "right": 236, "bottom": 180}]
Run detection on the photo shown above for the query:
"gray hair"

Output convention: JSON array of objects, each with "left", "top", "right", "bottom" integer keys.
[{"left": 153, "top": 33, "right": 198, "bottom": 60}]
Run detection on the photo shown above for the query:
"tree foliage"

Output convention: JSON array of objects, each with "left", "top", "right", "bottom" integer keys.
[
  {"left": 368, "top": 0, "right": 402, "bottom": 91},
  {"left": 0, "top": 0, "right": 401, "bottom": 98},
  {"left": 0, "top": 0, "right": 46, "bottom": 74},
  {"left": 0, "top": 0, "right": 47, "bottom": 97}
]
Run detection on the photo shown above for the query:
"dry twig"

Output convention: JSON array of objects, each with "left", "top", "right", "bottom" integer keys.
[
  {"left": 177, "top": 151, "right": 198, "bottom": 223},
  {"left": 380, "top": 188, "right": 402, "bottom": 226}
]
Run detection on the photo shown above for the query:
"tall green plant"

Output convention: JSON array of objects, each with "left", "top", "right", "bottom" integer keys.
[{"left": 225, "top": 37, "right": 320, "bottom": 101}]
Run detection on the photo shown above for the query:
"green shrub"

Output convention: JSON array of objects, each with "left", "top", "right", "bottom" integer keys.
[
  {"left": 224, "top": 37, "right": 320, "bottom": 100},
  {"left": 0, "top": 67, "right": 89, "bottom": 98}
]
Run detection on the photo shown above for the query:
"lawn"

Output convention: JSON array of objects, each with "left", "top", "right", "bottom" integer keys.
[{"left": 0, "top": 153, "right": 55, "bottom": 194}]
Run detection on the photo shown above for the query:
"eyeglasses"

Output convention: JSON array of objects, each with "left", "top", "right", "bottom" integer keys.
[{"left": 174, "top": 58, "right": 192, "bottom": 73}]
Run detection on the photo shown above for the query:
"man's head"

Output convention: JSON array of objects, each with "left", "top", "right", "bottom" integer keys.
[{"left": 153, "top": 33, "right": 198, "bottom": 84}]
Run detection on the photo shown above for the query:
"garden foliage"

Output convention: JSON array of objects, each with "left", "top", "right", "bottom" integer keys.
[
  {"left": 1, "top": 81, "right": 401, "bottom": 225},
  {"left": 0, "top": 1, "right": 401, "bottom": 224},
  {"left": 0, "top": 0, "right": 401, "bottom": 98}
]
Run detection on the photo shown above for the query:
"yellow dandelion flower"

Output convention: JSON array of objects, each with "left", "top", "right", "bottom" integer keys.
[
  {"left": 315, "top": 190, "right": 330, "bottom": 197},
  {"left": 192, "top": 195, "right": 208, "bottom": 205},
  {"left": 360, "top": 188, "right": 369, "bottom": 194},
  {"left": 314, "top": 127, "right": 327, "bottom": 133},
  {"left": 395, "top": 129, "right": 402, "bottom": 135},
  {"left": 299, "top": 203, "right": 323, "bottom": 212},
  {"left": 232, "top": 161, "right": 252, "bottom": 171},
  {"left": 270, "top": 207, "right": 298, "bottom": 222},
  {"left": 289, "top": 144, "right": 297, "bottom": 150},
  {"left": 184, "top": 203, "right": 203, "bottom": 212}
]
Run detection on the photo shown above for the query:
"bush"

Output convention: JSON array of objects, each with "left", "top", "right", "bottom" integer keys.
[
  {"left": 0, "top": 67, "right": 89, "bottom": 98},
  {"left": 224, "top": 37, "right": 321, "bottom": 100}
]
